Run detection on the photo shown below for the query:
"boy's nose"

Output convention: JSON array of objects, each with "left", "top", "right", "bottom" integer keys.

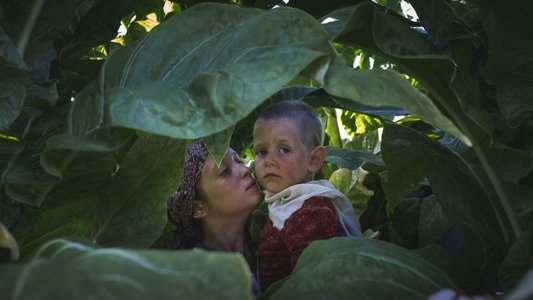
[{"left": 264, "top": 153, "right": 275, "bottom": 166}]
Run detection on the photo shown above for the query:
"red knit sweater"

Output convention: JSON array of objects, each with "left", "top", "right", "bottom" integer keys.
[{"left": 256, "top": 197, "right": 344, "bottom": 291}]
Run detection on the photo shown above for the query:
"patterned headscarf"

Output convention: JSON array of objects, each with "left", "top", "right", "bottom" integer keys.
[{"left": 167, "top": 139, "right": 209, "bottom": 249}]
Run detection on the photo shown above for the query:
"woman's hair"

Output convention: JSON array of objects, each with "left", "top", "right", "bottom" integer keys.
[
  {"left": 167, "top": 139, "right": 209, "bottom": 249},
  {"left": 256, "top": 100, "right": 323, "bottom": 149}
]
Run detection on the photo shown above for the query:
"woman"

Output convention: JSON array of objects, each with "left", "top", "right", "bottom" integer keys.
[{"left": 167, "top": 139, "right": 263, "bottom": 294}]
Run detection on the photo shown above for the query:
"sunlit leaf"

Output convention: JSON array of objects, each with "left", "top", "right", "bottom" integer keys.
[
  {"left": 329, "top": 168, "right": 374, "bottom": 216},
  {"left": 321, "top": 2, "right": 475, "bottom": 146}
]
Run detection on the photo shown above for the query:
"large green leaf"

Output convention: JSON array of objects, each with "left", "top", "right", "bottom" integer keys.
[
  {"left": 16, "top": 134, "right": 186, "bottom": 253},
  {"left": 69, "top": 3, "right": 332, "bottom": 141},
  {"left": 265, "top": 237, "right": 456, "bottom": 299},
  {"left": 0, "top": 238, "right": 254, "bottom": 300}
]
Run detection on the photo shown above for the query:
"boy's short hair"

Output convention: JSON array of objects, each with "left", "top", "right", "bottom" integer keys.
[{"left": 256, "top": 100, "right": 323, "bottom": 149}]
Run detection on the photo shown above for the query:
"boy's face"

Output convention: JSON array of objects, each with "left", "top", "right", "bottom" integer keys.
[{"left": 252, "top": 118, "right": 316, "bottom": 194}]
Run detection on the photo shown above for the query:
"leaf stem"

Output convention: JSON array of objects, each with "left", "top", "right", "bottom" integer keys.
[
  {"left": 16, "top": 0, "right": 46, "bottom": 56},
  {"left": 443, "top": 104, "right": 521, "bottom": 241},
  {"left": 472, "top": 144, "right": 522, "bottom": 239}
]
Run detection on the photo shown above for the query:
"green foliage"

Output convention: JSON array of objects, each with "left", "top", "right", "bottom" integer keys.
[
  {"left": 265, "top": 237, "right": 456, "bottom": 299},
  {"left": 1, "top": 0, "right": 532, "bottom": 298},
  {"left": 0, "top": 238, "right": 254, "bottom": 299}
]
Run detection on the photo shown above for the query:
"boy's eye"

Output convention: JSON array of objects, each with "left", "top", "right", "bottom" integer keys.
[
  {"left": 279, "top": 147, "right": 290, "bottom": 154},
  {"left": 254, "top": 149, "right": 266, "bottom": 157}
]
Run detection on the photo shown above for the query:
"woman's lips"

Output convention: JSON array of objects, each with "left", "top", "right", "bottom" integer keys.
[{"left": 245, "top": 180, "right": 258, "bottom": 191}]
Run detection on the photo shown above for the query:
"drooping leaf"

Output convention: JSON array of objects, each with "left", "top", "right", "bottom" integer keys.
[
  {"left": 0, "top": 238, "right": 254, "bottom": 300},
  {"left": 323, "top": 57, "right": 472, "bottom": 147},
  {"left": 266, "top": 237, "right": 456, "bottom": 299}
]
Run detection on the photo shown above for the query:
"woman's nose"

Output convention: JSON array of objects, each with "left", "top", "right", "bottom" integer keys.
[{"left": 240, "top": 164, "right": 252, "bottom": 177}]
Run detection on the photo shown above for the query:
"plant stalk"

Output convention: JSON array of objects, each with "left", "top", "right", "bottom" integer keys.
[
  {"left": 415, "top": 71, "right": 521, "bottom": 241},
  {"left": 439, "top": 100, "right": 521, "bottom": 241},
  {"left": 472, "top": 144, "right": 522, "bottom": 239}
]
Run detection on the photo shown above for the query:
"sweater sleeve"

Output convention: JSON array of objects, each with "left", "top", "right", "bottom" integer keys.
[{"left": 280, "top": 197, "right": 343, "bottom": 267}]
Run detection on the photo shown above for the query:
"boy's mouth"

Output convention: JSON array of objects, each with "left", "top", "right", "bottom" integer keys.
[
  {"left": 264, "top": 173, "right": 278, "bottom": 179},
  {"left": 245, "top": 180, "right": 257, "bottom": 191}
]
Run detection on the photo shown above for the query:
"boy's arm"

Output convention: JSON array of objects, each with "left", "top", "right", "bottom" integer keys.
[{"left": 281, "top": 197, "right": 343, "bottom": 267}]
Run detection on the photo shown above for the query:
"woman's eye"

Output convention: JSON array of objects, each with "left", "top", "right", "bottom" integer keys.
[
  {"left": 279, "top": 147, "right": 290, "bottom": 154},
  {"left": 234, "top": 155, "right": 243, "bottom": 164},
  {"left": 220, "top": 167, "right": 230, "bottom": 176}
]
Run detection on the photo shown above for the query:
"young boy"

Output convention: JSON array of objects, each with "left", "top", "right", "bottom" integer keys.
[{"left": 252, "top": 100, "right": 361, "bottom": 291}]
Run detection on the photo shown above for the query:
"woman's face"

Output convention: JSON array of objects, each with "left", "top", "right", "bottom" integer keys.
[{"left": 197, "top": 148, "right": 262, "bottom": 218}]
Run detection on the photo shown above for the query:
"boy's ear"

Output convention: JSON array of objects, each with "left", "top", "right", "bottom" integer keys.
[
  {"left": 308, "top": 146, "right": 326, "bottom": 173},
  {"left": 193, "top": 201, "right": 208, "bottom": 219}
]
